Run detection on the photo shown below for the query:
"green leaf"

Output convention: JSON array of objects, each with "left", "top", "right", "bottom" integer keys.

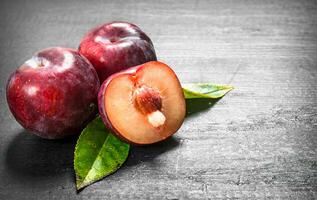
[
  {"left": 74, "top": 116, "right": 130, "bottom": 190},
  {"left": 182, "top": 83, "right": 233, "bottom": 99}
]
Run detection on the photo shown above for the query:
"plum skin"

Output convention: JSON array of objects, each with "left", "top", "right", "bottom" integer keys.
[
  {"left": 97, "top": 66, "right": 136, "bottom": 144},
  {"left": 6, "top": 47, "right": 100, "bottom": 139},
  {"left": 79, "top": 21, "right": 157, "bottom": 83}
]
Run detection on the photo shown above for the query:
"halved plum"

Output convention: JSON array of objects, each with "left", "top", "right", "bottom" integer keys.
[{"left": 98, "top": 61, "right": 186, "bottom": 145}]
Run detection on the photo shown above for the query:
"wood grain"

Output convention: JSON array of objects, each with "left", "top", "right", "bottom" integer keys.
[{"left": 0, "top": 0, "right": 316, "bottom": 199}]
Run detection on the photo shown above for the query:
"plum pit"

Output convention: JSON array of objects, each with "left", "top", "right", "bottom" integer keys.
[{"left": 133, "top": 85, "right": 166, "bottom": 128}]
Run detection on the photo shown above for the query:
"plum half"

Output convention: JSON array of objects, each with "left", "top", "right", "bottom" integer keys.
[{"left": 98, "top": 61, "right": 186, "bottom": 145}]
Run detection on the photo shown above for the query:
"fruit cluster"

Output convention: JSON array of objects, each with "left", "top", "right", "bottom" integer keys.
[{"left": 6, "top": 22, "right": 186, "bottom": 144}]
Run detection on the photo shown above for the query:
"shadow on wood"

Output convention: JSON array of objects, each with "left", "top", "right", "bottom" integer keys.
[
  {"left": 125, "top": 136, "right": 180, "bottom": 166},
  {"left": 5, "top": 130, "right": 77, "bottom": 178}
]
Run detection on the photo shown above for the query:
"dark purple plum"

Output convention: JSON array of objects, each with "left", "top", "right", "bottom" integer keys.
[
  {"left": 79, "top": 21, "right": 157, "bottom": 82},
  {"left": 6, "top": 47, "right": 100, "bottom": 139}
]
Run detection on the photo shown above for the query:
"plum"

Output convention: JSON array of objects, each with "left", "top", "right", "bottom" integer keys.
[
  {"left": 6, "top": 47, "right": 100, "bottom": 139},
  {"left": 79, "top": 21, "right": 157, "bottom": 82}
]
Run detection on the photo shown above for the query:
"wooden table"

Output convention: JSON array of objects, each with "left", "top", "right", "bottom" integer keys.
[{"left": 0, "top": 0, "right": 316, "bottom": 199}]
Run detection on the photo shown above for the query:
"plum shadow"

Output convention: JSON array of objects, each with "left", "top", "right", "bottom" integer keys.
[
  {"left": 125, "top": 137, "right": 180, "bottom": 166},
  {"left": 5, "top": 130, "right": 77, "bottom": 178}
]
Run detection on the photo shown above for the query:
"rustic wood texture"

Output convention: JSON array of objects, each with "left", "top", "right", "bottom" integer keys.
[{"left": 0, "top": 0, "right": 317, "bottom": 199}]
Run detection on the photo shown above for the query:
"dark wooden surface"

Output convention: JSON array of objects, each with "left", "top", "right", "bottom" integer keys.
[{"left": 1, "top": 0, "right": 317, "bottom": 199}]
